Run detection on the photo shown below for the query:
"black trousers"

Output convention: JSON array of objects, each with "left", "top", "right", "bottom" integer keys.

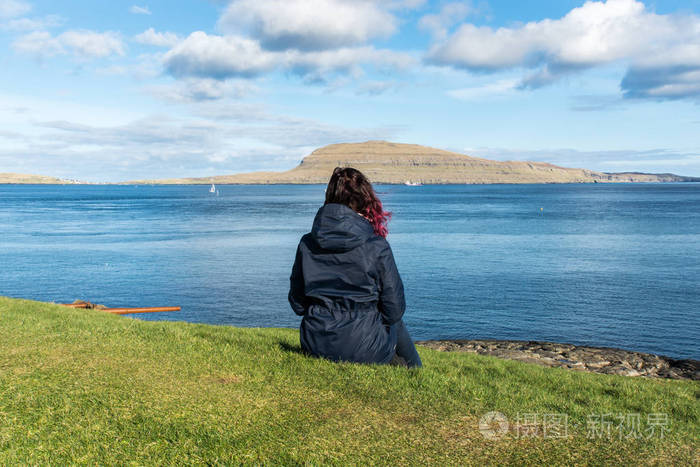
[{"left": 389, "top": 319, "right": 422, "bottom": 368}]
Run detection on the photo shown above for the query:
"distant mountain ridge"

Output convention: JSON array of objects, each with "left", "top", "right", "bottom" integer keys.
[
  {"left": 3, "top": 142, "right": 698, "bottom": 185},
  {"left": 0, "top": 173, "right": 74, "bottom": 184},
  {"left": 126, "top": 141, "right": 700, "bottom": 185}
]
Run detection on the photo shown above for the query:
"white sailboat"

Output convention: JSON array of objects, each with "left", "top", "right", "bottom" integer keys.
[
  {"left": 209, "top": 183, "right": 216, "bottom": 193},
  {"left": 404, "top": 180, "right": 422, "bottom": 186}
]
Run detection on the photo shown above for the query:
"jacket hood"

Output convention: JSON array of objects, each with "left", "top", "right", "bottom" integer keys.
[{"left": 311, "top": 203, "right": 375, "bottom": 252}]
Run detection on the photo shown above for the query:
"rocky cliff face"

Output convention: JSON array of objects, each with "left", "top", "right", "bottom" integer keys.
[
  {"left": 127, "top": 141, "right": 699, "bottom": 185},
  {"left": 286, "top": 141, "right": 604, "bottom": 184},
  {"left": 600, "top": 172, "right": 699, "bottom": 182}
]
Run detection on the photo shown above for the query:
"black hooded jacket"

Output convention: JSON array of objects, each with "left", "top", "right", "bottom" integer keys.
[{"left": 288, "top": 203, "right": 405, "bottom": 364}]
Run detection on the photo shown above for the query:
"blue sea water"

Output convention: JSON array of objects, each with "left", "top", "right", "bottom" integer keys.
[{"left": 1, "top": 183, "right": 698, "bottom": 359}]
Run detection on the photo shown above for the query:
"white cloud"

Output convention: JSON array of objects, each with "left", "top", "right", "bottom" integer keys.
[
  {"left": 569, "top": 94, "right": 627, "bottom": 111},
  {"left": 60, "top": 30, "right": 125, "bottom": 58},
  {"left": 426, "top": 0, "right": 700, "bottom": 100},
  {"left": 129, "top": 5, "right": 151, "bottom": 15},
  {"left": 428, "top": 0, "right": 656, "bottom": 70},
  {"left": 287, "top": 46, "right": 414, "bottom": 80},
  {"left": 218, "top": 0, "right": 396, "bottom": 51},
  {"left": 355, "top": 80, "right": 398, "bottom": 96},
  {"left": 134, "top": 28, "right": 180, "bottom": 47},
  {"left": 95, "top": 65, "right": 129, "bottom": 76},
  {"left": 1, "top": 14, "right": 63, "bottom": 31},
  {"left": 160, "top": 1, "right": 414, "bottom": 89},
  {"left": 0, "top": 0, "right": 30, "bottom": 18},
  {"left": 446, "top": 79, "right": 518, "bottom": 100},
  {"left": 146, "top": 78, "right": 258, "bottom": 102},
  {"left": 621, "top": 66, "right": 700, "bottom": 100},
  {"left": 0, "top": 105, "right": 403, "bottom": 181},
  {"left": 163, "top": 31, "right": 414, "bottom": 82},
  {"left": 95, "top": 53, "right": 162, "bottom": 79},
  {"left": 163, "top": 32, "right": 278, "bottom": 78},
  {"left": 419, "top": 2, "right": 472, "bottom": 40},
  {"left": 12, "top": 29, "right": 125, "bottom": 59},
  {"left": 467, "top": 146, "right": 700, "bottom": 176},
  {"left": 381, "top": 0, "right": 427, "bottom": 9},
  {"left": 12, "top": 31, "right": 63, "bottom": 56}
]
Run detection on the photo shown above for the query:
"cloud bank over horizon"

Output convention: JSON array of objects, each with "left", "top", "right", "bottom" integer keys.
[{"left": 0, "top": 0, "right": 699, "bottom": 181}]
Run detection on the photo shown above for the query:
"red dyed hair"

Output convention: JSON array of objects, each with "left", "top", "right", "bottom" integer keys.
[{"left": 325, "top": 167, "right": 392, "bottom": 238}]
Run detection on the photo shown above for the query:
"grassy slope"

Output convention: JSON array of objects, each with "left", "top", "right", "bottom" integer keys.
[
  {"left": 0, "top": 297, "right": 697, "bottom": 465},
  {"left": 0, "top": 173, "right": 70, "bottom": 184}
]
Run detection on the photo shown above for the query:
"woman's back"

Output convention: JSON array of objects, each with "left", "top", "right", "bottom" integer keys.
[
  {"left": 289, "top": 166, "right": 421, "bottom": 368},
  {"left": 289, "top": 202, "right": 405, "bottom": 363}
]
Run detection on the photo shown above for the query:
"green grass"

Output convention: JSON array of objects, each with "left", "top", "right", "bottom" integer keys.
[{"left": 0, "top": 297, "right": 697, "bottom": 465}]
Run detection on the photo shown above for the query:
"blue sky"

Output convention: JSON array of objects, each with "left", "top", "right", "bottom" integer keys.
[{"left": 1, "top": 0, "right": 699, "bottom": 182}]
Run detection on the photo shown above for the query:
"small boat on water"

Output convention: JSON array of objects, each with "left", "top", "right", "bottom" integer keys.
[
  {"left": 209, "top": 183, "right": 216, "bottom": 193},
  {"left": 404, "top": 180, "right": 422, "bottom": 186}
]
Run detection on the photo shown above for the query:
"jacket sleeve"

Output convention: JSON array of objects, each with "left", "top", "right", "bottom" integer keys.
[
  {"left": 377, "top": 241, "right": 406, "bottom": 325},
  {"left": 288, "top": 241, "right": 308, "bottom": 316}
]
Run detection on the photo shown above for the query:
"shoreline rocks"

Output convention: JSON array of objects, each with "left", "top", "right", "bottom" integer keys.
[{"left": 415, "top": 339, "right": 699, "bottom": 381}]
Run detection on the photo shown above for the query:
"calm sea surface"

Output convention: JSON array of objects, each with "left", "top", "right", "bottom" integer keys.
[{"left": 1, "top": 184, "right": 698, "bottom": 359}]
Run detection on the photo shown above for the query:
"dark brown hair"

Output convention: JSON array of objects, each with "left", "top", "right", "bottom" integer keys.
[{"left": 325, "top": 167, "right": 391, "bottom": 238}]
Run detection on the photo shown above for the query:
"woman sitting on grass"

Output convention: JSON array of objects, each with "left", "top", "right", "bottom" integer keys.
[{"left": 288, "top": 167, "right": 422, "bottom": 368}]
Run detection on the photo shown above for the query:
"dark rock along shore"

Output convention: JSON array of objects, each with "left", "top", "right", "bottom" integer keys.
[{"left": 415, "top": 339, "right": 700, "bottom": 381}]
